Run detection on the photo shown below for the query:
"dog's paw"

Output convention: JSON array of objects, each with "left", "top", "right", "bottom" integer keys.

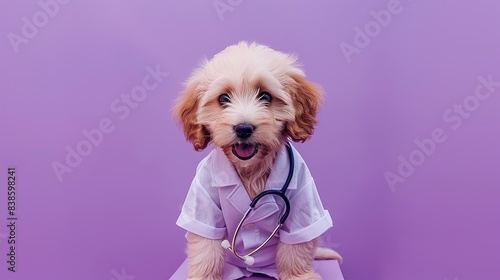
[{"left": 283, "top": 272, "right": 322, "bottom": 280}]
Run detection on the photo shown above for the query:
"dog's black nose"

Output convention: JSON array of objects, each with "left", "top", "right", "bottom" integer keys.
[{"left": 234, "top": 123, "right": 255, "bottom": 139}]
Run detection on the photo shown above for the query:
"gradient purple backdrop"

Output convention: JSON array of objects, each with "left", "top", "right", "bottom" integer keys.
[{"left": 1, "top": 1, "right": 499, "bottom": 280}]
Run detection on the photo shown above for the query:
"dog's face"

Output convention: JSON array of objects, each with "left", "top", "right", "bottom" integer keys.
[{"left": 174, "top": 42, "right": 323, "bottom": 167}]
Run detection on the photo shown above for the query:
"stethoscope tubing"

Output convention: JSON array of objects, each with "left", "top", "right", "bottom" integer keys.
[{"left": 222, "top": 142, "right": 294, "bottom": 265}]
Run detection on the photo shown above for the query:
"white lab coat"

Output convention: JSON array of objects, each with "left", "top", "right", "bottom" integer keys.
[{"left": 176, "top": 144, "right": 333, "bottom": 279}]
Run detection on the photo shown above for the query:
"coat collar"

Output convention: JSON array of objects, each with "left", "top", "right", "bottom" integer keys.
[{"left": 210, "top": 144, "right": 298, "bottom": 190}]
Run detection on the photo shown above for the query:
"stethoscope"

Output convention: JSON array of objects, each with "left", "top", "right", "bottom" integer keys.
[{"left": 221, "top": 143, "right": 294, "bottom": 266}]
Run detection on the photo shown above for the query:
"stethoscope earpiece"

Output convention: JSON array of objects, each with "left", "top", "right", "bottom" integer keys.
[
  {"left": 243, "top": 255, "right": 255, "bottom": 265},
  {"left": 220, "top": 240, "right": 255, "bottom": 265},
  {"left": 221, "top": 239, "right": 231, "bottom": 249}
]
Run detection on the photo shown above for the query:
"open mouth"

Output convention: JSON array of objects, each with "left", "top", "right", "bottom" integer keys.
[{"left": 232, "top": 143, "right": 259, "bottom": 160}]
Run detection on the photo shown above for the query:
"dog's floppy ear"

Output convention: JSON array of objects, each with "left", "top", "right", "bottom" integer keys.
[
  {"left": 284, "top": 73, "right": 324, "bottom": 142},
  {"left": 173, "top": 75, "right": 211, "bottom": 151}
]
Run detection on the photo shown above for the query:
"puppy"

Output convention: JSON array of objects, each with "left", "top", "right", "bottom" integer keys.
[{"left": 174, "top": 42, "right": 341, "bottom": 280}]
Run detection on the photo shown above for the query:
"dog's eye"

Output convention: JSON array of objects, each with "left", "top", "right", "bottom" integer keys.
[
  {"left": 218, "top": 93, "right": 231, "bottom": 105},
  {"left": 258, "top": 91, "right": 272, "bottom": 103}
]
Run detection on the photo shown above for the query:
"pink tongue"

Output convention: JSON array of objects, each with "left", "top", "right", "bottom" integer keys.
[{"left": 235, "top": 144, "right": 255, "bottom": 157}]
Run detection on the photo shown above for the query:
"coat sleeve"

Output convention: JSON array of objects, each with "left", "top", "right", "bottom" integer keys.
[
  {"left": 176, "top": 157, "right": 226, "bottom": 239},
  {"left": 278, "top": 163, "right": 333, "bottom": 244}
]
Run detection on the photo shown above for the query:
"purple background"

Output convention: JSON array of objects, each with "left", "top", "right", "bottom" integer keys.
[{"left": 1, "top": 0, "right": 499, "bottom": 279}]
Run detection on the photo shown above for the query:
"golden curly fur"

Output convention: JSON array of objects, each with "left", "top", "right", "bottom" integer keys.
[{"left": 174, "top": 42, "right": 341, "bottom": 280}]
